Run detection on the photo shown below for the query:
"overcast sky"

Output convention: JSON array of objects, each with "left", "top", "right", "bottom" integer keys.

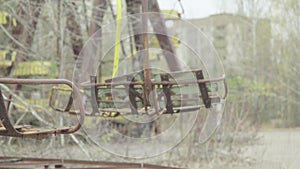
[{"left": 158, "top": 0, "right": 237, "bottom": 19}]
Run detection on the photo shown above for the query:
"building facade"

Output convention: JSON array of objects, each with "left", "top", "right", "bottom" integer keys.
[{"left": 181, "top": 13, "right": 271, "bottom": 76}]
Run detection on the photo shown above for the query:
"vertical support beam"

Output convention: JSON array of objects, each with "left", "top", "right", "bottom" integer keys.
[
  {"left": 148, "top": 0, "right": 181, "bottom": 71},
  {"left": 0, "top": 89, "right": 5, "bottom": 127},
  {"left": 141, "top": 0, "right": 160, "bottom": 114},
  {"left": 141, "top": 0, "right": 151, "bottom": 110},
  {"left": 125, "top": 0, "right": 143, "bottom": 70},
  {"left": 127, "top": 75, "right": 138, "bottom": 114},
  {"left": 195, "top": 70, "right": 211, "bottom": 108},
  {"left": 90, "top": 75, "right": 100, "bottom": 115},
  {"left": 161, "top": 74, "right": 173, "bottom": 114},
  {"left": 0, "top": 88, "right": 17, "bottom": 134}
]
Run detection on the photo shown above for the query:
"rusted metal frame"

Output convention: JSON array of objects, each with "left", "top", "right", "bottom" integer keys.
[
  {"left": 170, "top": 105, "right": 202, "bottom": 114},
  {"left": 5, "top": 1, "right": 44, "bottom": 113},
  {"left": 125, "top": 0, "right": 143, "bottom": 70},
  {"left": 148, "top": 0, "right": 181, "bottom": 71},
  {"left": 82, "top": 70, "right": 226, "bottom": 115},
  {"left": 98, "top": 77, "right": 144, "bottom": 115},
  {"left": 49, "top": 87, "right": 73, "bottom": 112},
  {"left": 81, "top": 76, "right": 225, "bottom": 88},
  {"left": 96, "top": 100, "right": 127, "bottom": 104},
  {"left": 141, "top": 0, "right": 152, "bottom": 112},
  {"left": 49, "top": 86, "right": 74, "bottom": 112},
  {"left": 195, "top": 70, "right": 211, "bottom": 108},
  {"left": 0, "top": 157, "right": 178, "bottom": 169},
  {"left": 101, "top": 70, "right": 227, "bottom": 88},
  {"left": 82, "top": 77, "right": 226, "bottom": 114},
  {"left": 142, "top": 0, "right": 160, "bottom": 115},
  {"left": 160, "top": 74, "right": 174, "bottom": 114},
  {"left": 64, "top": 93, "right": 74, "bottom": 112},
  {"left": 126, "top": 75, "right": 138, "bottom": 114},
  {"left": 102, "top": 74, "right": 142, "bottom": 113},
  {"left": 128, "top": 87, "right": 138, "bottom": 111},
  {"left": 98, "top": 105, "right": 205, "bottom": 115},
  {"left": 127, "top": 85, "right": 144, "bottom": 105},
  {"left": 0, "top": 93, "right": 41, "bottom": 138},
  {"left": 104, "top": 70, "right": 143, "bottom": 83},
  {"left": 223, "top": 78, "right": 228, "bottom": 99},
  {"left": 90, "top": 75, "right": 100, "bottom": 115},
  {"left": 85, "top": 69, "right": 225, "bottom": 87},
  {"left": 0, "top": 88, "right": 16, "bottom": 133},
  {"left": 6, "top": 94, "right": 12, "bottom": 112},
  {"left": 0, "top": 78, "right": 85, "bottom": 138},
  {"left": 160, "top": 69, "right": 202, "bottom": 78}
]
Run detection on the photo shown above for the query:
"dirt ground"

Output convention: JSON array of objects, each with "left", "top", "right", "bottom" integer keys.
[
  {"left": 1, "top": 129, "right": 300, "bottom": 169},
  {"left": 235, "top": 129, "right": 300, "bottom": 169}
]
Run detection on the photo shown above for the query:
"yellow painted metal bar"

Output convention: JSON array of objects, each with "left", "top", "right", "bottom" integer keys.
[
  {"left": 0, "top": 11, "right": 17, "bottom": 26},
  {"left": 112, "top": 0, "right": 122, "bottom": 77}
]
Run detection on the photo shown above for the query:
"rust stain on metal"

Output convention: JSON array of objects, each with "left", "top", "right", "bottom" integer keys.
[{"left": 0, "top": 157, "right": 181, "bottom": 169}]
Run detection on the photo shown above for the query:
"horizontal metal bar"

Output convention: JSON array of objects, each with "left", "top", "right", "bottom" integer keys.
[
  {"left": 80, "top": 76, "right": 226, "bottom": 88},
  {"left": 0, "top": 156, "right": 178, "bottom": 169}
]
